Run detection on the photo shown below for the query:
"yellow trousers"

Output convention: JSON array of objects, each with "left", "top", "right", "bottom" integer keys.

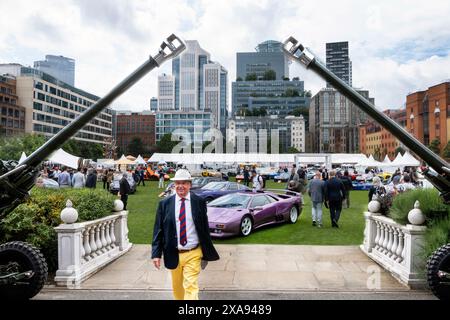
[{"left": 171, "top": 246, "right": 203, "bottom": 300}]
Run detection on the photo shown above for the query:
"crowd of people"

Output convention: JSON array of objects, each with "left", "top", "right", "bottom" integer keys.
[{"left": 36, "top": 166, "right": 106, "bottom": 189}]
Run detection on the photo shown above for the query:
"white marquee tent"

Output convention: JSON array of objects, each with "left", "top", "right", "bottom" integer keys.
[
  {"left": 47, "top": 148, "right": 81, "bottom": 169},
  {"left": 135, "top": 155, "right": 147, "bottom": 165},
  {"left": 148, "top": 153, "right": 369, "bottom": 167}
]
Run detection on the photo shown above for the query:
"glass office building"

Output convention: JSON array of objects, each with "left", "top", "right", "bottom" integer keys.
[{"left": 34, "top": 55, "right": 75, "bottom": 87}]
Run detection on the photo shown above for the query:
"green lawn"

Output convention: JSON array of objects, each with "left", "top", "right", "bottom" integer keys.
[{"left": 126, "top": 179, "right": 368, "bottom": 245}]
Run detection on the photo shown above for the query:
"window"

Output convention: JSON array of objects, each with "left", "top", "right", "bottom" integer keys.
[{"left": 250, "top": 196, "right": 270, "bottom": 209}]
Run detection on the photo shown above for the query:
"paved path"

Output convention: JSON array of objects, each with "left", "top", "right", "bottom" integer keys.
[
  {"left": 38, "top": 245, "right": 434, "bottom": 299},
  {"left": 35, "top": 288, "right": 436, "bottom": 300}
]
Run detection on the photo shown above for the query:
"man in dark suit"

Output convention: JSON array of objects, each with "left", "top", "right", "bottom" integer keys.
[
  {"left": 151, "top": 169, "right": 219, "bottom": 300},
  {"left": 324, "top": 170, "right": 346, "bottom": 228},
  {"left": 119, "top": 172, "right": 131, "bottom": 211}
]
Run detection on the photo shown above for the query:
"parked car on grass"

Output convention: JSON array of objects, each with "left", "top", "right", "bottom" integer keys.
[
  {"left": 192, "top": 181, "right": 250, "bottom": 203},
  {"left": 207, "top": 190, "right": 302, "bottom": 238},
  {"left": 109, "top": 173, "right": 137, "bottom": 195}
]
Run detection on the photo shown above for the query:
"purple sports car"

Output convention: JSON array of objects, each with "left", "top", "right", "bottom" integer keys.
[{"left": 207, "top": 190, "right": 302, "bottom": 238}]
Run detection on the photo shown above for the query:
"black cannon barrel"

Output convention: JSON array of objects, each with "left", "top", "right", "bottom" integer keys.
[
  {"left": 283, "top": 37, "right": 450, "bottom": 175},
  {"left": 22, "top": 34, "right": 185, "bottom": 168}
]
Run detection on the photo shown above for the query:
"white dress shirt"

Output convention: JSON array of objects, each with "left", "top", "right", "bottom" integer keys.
[{"left": 175, "top": 193, "right": 199, "bottom": 250}]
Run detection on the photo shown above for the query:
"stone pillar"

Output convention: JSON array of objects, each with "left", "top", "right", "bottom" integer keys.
[
  {"left": 401, "top": 224, "right": 427, "bottom": 287},
  {"left": 54, "top": 223, "right": 85, "bottom": 286},
  {"left": 362, "top": 211, "right": 380, "bottom": 253},
  {"left": 116, "top": 211, "right": 131, "bottom": 251}
]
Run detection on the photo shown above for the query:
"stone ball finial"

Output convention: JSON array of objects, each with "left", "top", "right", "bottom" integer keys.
[
  {"left": 368, "top": 200, "right": 381, "bottom": 213},
  {"left": 408, "top": 200, "right": 425, "bottom": 225},
  {"left": 61, "top": 199, "right": 78, "bottom": 224},
  {"left": 114, "top": 199, "right": 124, "bottom": 212}
]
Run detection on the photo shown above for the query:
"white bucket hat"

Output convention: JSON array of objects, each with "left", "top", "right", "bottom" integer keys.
[{"left": 170, "top": 169, "right": 192, "bottom": 181}]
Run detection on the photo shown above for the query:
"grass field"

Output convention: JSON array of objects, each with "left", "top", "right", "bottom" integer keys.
[{"left": 126, "top": 178, "right": 368, "bottom": 245}]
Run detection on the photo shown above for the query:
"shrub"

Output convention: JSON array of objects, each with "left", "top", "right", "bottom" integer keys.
[
  {"left": 0, "top": 188, "right": 116, "bottom": 272},
  {"left": 389, "top": 188, "right": 450, "bottom": 267},
  {"left": 389, "top": 188, "right": 449, "bottom": 225}
]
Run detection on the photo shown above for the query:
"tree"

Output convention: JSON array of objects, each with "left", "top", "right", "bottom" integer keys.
[
  {"left": 156, "top": 133, "right": 179, "bottom": 153},
  {"left": 289, "top": 106, "right": 309, "bottom": 118},
  {"left": 245, "top": 73, "right": 257, "bottom": 81},
  {"left": 263, "top": 69, "right": 276, "bottom": 81},
  {"left": 287, "top": 147, "right": 300, "bottom": 154},
  {"left": 395, "top": 146, "right": 405, "bottom": 156},
  {"left": 259, "top": 107, "right": 267, "bottom": 117},
  {"left": 236, "top": 77, "right": 243, "bottom": 81},
  {"left": 292, "top": 77, "right": 300, "bottom": 81},
  {"left": 443, "top": 141, "right": 450, "bottom": 160},
  {"left": 428, "top": 139, "right": 441, "bottom": 155},
  {"left": 284, "top": 88, "right": 300, "bottom": 97},
  {"left": 103, "top": 137, "right": 117, "bottom": 159},
  {"left": 305, "top": 90, "right": 312, "bottom": 97},
  {"left": 0, "top": 133, "right": 46, "bottom": 161},
  {"left": 282, "top": 77, "right": 290, "bottom": 81},
  {"left": 127, "top": 137, "right": 148, "bottom": 157},
  {"left": 61, "top": 139, "right": 103, "bottom": 160}
]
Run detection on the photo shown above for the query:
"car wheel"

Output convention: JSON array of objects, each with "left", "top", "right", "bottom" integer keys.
[
  {"left": 240, "top": 216, "right": 253, "bottom": 237},
  {"left": 205, "top": 197, "right": 214, "bottom": 204},
  {"left": 289, "top": 206, "right": 298, "bottom": 224}
]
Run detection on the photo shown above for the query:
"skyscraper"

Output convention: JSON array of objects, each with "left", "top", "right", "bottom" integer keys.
[
  {"left": 326, "top": 42, "right": 352, "bottom": 88},
  {"left": 309, "top": 88, "right": 372, "bottom": 153},
  {"left": 156, "top": 40, "right": 228, "bottom": 143},
  {"left": 34, "top": 55, "right": 75, "bottom": 86},
  {"left": 237, "top": 40, "right": 289, "bottom": 81}
]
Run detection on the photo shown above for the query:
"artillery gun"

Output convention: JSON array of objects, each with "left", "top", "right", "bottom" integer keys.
[
  {"left": 0, "top": 34, "right": 185, "bottom": 299},
  {"left": 283, "top": 37, "right": 450, "bottom": 300}
]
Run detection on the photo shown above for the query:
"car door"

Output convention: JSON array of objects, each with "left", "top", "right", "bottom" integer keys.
[{"left": 249, "top": 195, "right": 276, "bottom": 226}]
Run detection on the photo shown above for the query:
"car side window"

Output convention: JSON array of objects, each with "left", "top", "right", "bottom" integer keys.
[
  {"left": 228, "top": 183, "right": 238, "bottom": 191},
  {"left": 250, "top": 196, "right": 270, "bottom": 208},
  {"left": 238, "top": 184, "right": 248, "bottom": 190},
  {"left": 266, "top": 195, "right": 278, "bottom": 203}
]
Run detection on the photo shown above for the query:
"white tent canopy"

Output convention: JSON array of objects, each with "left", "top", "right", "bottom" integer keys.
[
  {"left": 401, "top": 151, "right": 421, "bottom": 167},
  {"left": 115, "top": 154, "right": 135, "bottom": 165},
  {"left": 382, "top": 155, "right": 392, "bottom": 164},
  {"left": 148, "top": 153, "right": 370, "bottom": 167},
  {"left": 19, "top": 152, "right": 27, "bottom": 164},
  {"left": 135, "top": 155, "right": 146, "bottom": 165},
  {"left": 48, "top": 148, "right": 81, "bottom": 169},
  {"left": 391, "top": 152, "right": 409, "bottom": 167}
]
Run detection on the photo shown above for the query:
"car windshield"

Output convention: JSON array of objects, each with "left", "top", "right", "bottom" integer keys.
[
  {"left": 202, "top": 182, "right": 226, "bottom": 190},
  {"left": 192, "top": 178, "right": 205, "bottom": 184},
  {"left": 208, "top": 194, "right": 251, "bottom": 208}
]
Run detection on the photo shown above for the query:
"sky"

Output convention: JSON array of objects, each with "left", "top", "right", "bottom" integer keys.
[{"left": 1, "top": 0, "right": 450, "bottom": 112}]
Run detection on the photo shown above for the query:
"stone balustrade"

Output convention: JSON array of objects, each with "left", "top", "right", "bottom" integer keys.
[
  {"left": 361, "top": 211, "right": 427, "bottom": 288},
  {"left": 54, "top": 210, "right": 132, "bottom": 287}
]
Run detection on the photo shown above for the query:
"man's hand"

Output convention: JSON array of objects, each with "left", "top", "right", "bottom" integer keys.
[{"left": 153, "top": 258, "right": 161, "bottom": 270}]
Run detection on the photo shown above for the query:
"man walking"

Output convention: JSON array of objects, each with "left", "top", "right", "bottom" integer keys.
[
  {"left": 58, "top": 167, "right": 72, "bottom": 188},
  {"left": 325, "top": 170, "right": 346, "bottom": 228},
  {"left": 72, "top": 169, "right": 86, "bottom": 189},
  {"left": 251, "top": 170, "right": 264, "bottom": 191},
  {"left": 340, "top": 170, "right": 353, "bottom": 209},
  {"left": 152, "top": 169, "right": 220, "bottom": 300},
  {"left": 308, "top": 171, "right": 326, "bottom": 228},
  {"left": 243, "top": 167, "right": 250, "bottom": 186},
  {"left": 119, "top": 172, "right": 131, "bottom": 211},
  {"left": 85, "top": 168, "right": 97, "bottom": 189}
]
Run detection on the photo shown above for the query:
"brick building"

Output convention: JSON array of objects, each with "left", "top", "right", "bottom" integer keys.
[
  {"left": 0, "top": 75, "right": 26, "bottom": 136},
  {"left": 406, "top": 81, "right": 450, "bottom": 154},
  {"left": 359, "top": 109, "right": 406, "bottom": 160},
  {"left": 116, "top": 111, "right": 155, "bottom": 156}
]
